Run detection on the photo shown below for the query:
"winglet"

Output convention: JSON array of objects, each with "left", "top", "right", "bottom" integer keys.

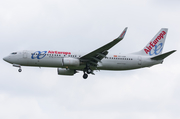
[{"left": 117, "top": 27, "right": 128, "bottom": 39}]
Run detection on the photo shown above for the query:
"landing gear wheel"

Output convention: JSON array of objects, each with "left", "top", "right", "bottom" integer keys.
[
  {"left": 18, "top": 69, "right": 22, "bottom": 72},
  {"left": 83, "top": 74, "right": 88, "bottom": 79},
  {"left": 87, "top": 69, "right": 92, "bottom": 74}
]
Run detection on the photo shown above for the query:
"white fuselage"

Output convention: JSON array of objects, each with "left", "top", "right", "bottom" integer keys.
[
  {"left": 3, "top": 50, "right": 162, "bottom": 71},
  {"left": 3, "top": 28, "right": 174, "bottom": 79}
]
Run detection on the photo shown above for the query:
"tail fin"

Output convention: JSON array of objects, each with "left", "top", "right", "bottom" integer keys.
[{"left": 133, "top": 28, "right": 168, "bottom": 56}]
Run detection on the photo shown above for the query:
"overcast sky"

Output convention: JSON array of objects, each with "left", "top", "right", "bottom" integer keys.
[{"left": 0, "top": 0, "right": 180, "bottom": 119}]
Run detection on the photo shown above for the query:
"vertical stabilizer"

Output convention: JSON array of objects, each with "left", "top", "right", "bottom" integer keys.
[{"left": 133, "top": 28, "right": 168, "bottom": 56}]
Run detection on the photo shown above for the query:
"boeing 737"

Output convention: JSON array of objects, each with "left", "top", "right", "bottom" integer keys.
[{"left": 3, "top": 28, "right": 176, "bottom": 79}]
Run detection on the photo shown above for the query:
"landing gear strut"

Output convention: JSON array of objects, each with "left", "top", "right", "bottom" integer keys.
[{"left": 82, "top": 65, "right": 92, "bottom": 79}]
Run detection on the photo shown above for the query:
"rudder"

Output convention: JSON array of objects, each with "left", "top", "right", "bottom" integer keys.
[{"left": 133, "top": 28, "right": 168, "bottom": 56}]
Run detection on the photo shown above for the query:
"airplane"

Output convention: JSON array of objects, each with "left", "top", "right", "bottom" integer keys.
[{"left": 3, "top": 28, "right": 176, "bottom": 79}]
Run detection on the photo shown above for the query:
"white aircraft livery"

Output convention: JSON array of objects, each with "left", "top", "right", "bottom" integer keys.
[{"left": 3, "top": 28, "right": 176, "bottom": 79}]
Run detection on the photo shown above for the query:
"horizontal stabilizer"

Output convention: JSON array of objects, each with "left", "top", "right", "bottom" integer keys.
[{"left": 151, "top": 50, "right": 176, "bottom": 60}]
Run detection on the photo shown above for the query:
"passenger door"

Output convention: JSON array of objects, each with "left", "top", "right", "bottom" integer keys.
[{"left": 138, "top": 56, "right": 142, "bottom": 65}]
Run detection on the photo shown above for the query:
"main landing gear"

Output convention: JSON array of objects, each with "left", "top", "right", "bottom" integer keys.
[
  {"left": 83, "top": 66, "right": 93, "bottom": 79},
  {"left": 83, "top": 73, "right": 88, "bottom": 79}
]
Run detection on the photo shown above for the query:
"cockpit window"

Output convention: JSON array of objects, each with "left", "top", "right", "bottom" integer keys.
[{"left": 11, "top": 52, "right": 17, "bottom": 54}]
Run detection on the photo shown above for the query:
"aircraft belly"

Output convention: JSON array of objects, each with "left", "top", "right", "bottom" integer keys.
[
  {"left": 99, "top": 60, "right": 126, "bottom": 70},
  {"left": 99, "top": 59, "right": 141, "bottom": 70}
]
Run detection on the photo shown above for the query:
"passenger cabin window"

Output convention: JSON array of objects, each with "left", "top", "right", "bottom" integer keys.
[{"left": 11, "top": 52, "right": 17, "bottom": 54}]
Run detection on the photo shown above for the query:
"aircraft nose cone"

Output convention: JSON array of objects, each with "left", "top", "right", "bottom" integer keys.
[
  {"left": 3, "top": 57, "right": 7, "bottom": 61},
  {"left": 3, "top": 56, "right": 9, "bottom": 62}
]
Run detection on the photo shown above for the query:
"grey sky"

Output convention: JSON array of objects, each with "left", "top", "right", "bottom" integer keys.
[{"left": 0, "top": 0, "right": 180, "bottom": 119}]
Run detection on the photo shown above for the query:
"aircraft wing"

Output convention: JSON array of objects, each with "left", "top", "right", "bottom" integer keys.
[{"left": 80, "top": 27, "right": 128, "bottom": 66}]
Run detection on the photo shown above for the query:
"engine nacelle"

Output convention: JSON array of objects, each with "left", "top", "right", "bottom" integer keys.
[
  {"left": 57, "top": 68, "right": 76, "bottom": 76},
  {"left": 63, "top": 57, "right": 80, "bottom": 66}
]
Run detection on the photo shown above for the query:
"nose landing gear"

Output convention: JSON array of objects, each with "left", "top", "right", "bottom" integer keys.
[{"left": 13, "top": 64, "right": 22, "bottom": 72}]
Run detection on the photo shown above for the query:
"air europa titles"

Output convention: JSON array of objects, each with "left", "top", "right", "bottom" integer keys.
[
  {"left": 144, "top": 31, "right": 166, "bottom": 54},
  {"left": 48, "top": 51, "right": 71, "bottom": 55},
  {"left": 31, "top": 51, "right": 71, "bottom": 59}
]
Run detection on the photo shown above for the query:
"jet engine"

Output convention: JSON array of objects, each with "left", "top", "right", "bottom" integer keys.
[
  {"left": 57, "top": 68, "right": 76, "bottom": 76},
  {"left": 62, "top": 57, "right": 80, "bottom": 66}
]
